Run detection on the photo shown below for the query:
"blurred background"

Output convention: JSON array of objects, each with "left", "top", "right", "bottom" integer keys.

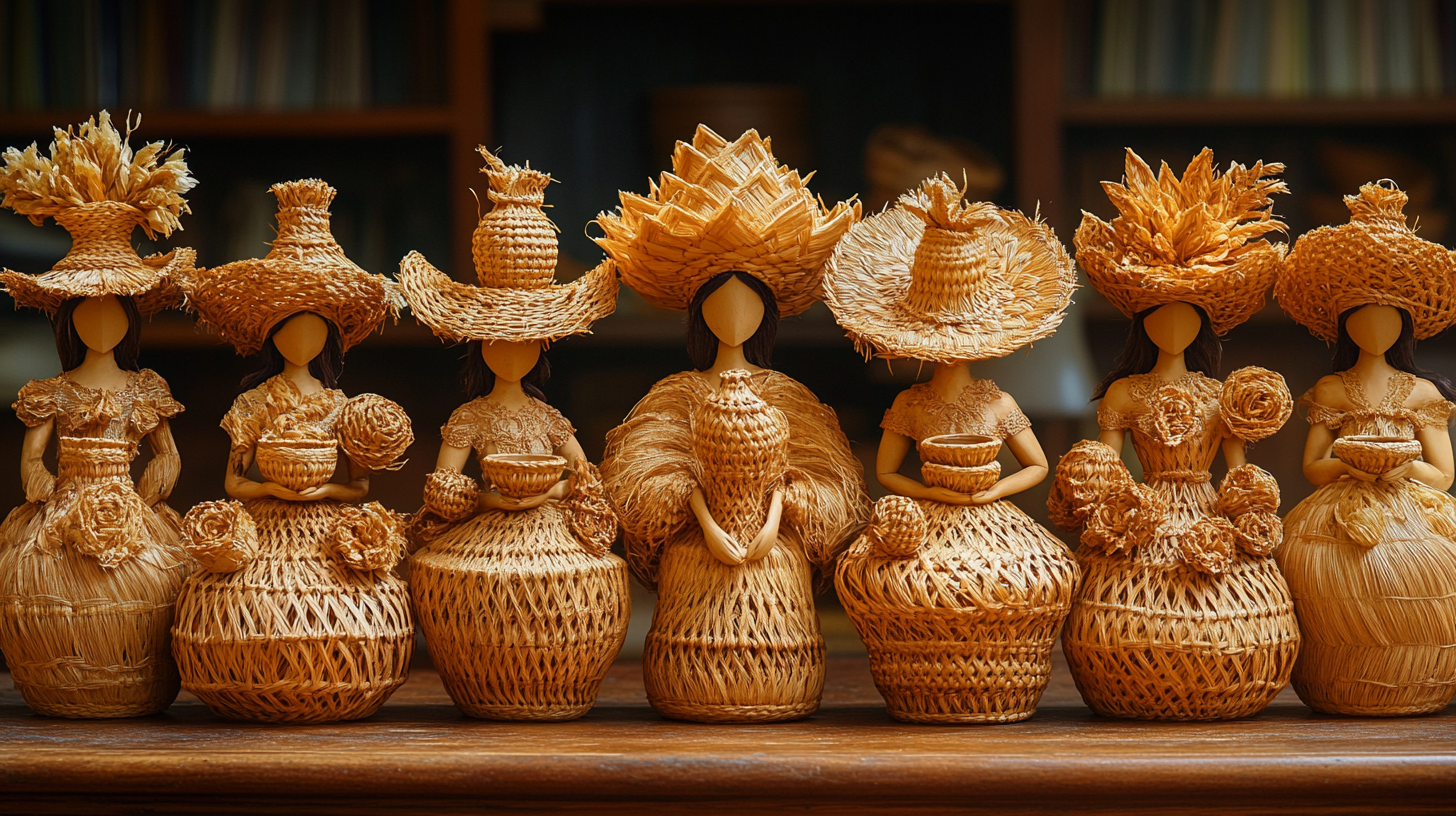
[{"left": 3, "top": 0, "right": 1456, "bottom": 661}]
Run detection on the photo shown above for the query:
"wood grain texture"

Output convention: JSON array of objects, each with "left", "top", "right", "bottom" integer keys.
[{"left": 3, "top": 651, "right": 1454, "bottom": 815}]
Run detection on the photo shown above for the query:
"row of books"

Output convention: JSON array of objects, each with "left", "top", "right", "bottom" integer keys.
[
  {"left": 0, "top": 0, "right": 447, "bottom": 112},
  {"left": 1067, "top": 0, "right": 1456, "bottom": 98}
]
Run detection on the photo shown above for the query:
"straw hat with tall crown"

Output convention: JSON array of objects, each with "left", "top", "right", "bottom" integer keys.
[
  {"left": 0, "top": 111, "right": 197, "bottom": 314},
  {"left": 1277, "top": 181, "right": 1456, "bottom": 343},
  {"left": 823, "top": 174, "right": 1076, "bottom": 363},
  {"left": 175, "top": 179, "right": 401, "bottom": 356},
  {"left": 399, "top": 147, "right": 617, "bottom": 343},
  {"left": 592, "top": 125, "right": 861, "bottom": 317},
  {"left": 1075, "top": 147, "right": 1289, "bottom": 335}
]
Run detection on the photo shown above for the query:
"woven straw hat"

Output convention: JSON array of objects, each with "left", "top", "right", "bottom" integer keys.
[
  {"left": 1277, "top": 181, "right": 1456, "bottom": 342},
  {"left": 592, "top": 125, "right": 860, "bottom": 316},
  {"left": 0, "top": 111, "right": 196, "bottom": 314},
  {"left": 1075, "top": 148, "right": 1289, "bottom": 335},
  {"left": 823, "top": 174, "right": 1075, "bottom": 363},
  {"left": 400, "top": 148, "right": 616, "bottom": 343},
  {"left": 176, "top": 179, "right": 400, "bottom": 355}
]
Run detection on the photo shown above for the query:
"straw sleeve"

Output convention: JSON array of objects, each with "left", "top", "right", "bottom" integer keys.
[{"left": 12, "top": 377, "right": 61, "bottom": 427}]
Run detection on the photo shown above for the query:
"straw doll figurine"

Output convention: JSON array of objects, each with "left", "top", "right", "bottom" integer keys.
[
  {"left": 595, "top": 126, "right": 869, "bottom": 723},
  {"left": 400, "top": 148, "right": 628, "bottom": 721},
  {"left": 823, "top": 175, "right": 1081, "bottom": 724},
  {"left": 0, "top": 113, "right": 196, "bottom": 718},
  {"left": 1274, "top": 182, "right": 1456, "bottom": 716},
  {"left": 169, "top": 180, "right": 415, "bottom": 724},
  {"left": 1050, "top": 148, "right": 1301, "bottom": 720}
]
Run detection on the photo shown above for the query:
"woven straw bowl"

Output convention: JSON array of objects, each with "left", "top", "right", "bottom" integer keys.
[
  {"left": 922, "top": 461, "right": 1001, "bottom": 494},
  {"left": 482, "top": 454, "right": 567, "bottom": 499},
  {"left": 1331, "top": 435, "right": 1423, "bottom": 475},
  {"left": 256, "top": 436, "right": 338, "bottom": 491},
  {"left": 918, "top": 433, "right": 1001, "bottom": 467}
]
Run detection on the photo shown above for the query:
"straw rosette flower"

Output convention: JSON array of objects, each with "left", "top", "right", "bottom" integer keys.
[
  {"left": 181, "top": 499, "right": 260, "bottom": 573},
  {"left": 337, "top": 394, "right": 413, "bottom": 472},
  {"left": 1220, "top": 367, "right": 1293, "bottom": 442},
  {"left": 327, "top": 502, "right": 407, "bottom": 572}
]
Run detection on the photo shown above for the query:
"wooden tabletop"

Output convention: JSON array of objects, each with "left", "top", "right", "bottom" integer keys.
[{"left": 3, "top": 650, "right": 1454, "bottom": 815}]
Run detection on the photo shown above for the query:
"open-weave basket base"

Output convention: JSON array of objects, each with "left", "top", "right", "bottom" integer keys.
[
  {"left": 411, "top": 502, "right": 630, "bottom": 721},
  {"left": 1278, "top": 479, "right": 1456, "bottom": 716},
  {"left": 0, "top": 486, "right": 189, "bottom": 718},
  {"left": 1063, "top": 550, "right": 1299, "bottom": 721},
  {"left": 645, "top": 533, "right": 824, "bottom": 723},
  {"left": 838, "top": 501, "right": 1080, "bottom": 724},
  {"left": 172, "top": 499, "right": 413, "bottom": 724}
]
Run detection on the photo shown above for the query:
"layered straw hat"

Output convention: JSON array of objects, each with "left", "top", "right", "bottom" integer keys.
[
  {"left": 399, "top": 148, "right": 617, "bottom": 343},
  {"left": 823, "top": 174, "right": 1075, "bottom": 363},
  {"left": 592, "top": 125, "right": 860, "bottom": 316},
  {"left": 175, "top": 179, "right": 400, "bottom": 356},
  {"left": 0, "top": 111, "right": 197, "bottom": 314},
  {"left": 1075, "top": 147, "right": 1289, "bottom": 335},
  {"left": 1276, "top": 181, "right": 1456, "bottom": 342}
]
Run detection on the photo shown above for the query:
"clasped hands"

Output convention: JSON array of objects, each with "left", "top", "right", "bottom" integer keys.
[
  {"left": 480, "top": 458, "right": 582, "bottom": 512},
  {"left": 691, "top": 486, "right": 783, "bottom": 567},
  {"left": 1340, "top": 461, "right": 1415, "bottom": 483}
]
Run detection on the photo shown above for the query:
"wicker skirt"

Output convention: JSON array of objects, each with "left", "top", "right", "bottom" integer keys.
[
  {"left": 644, "top": 531, "right": 824, "bottom": 723},
  {"left": 1278, "top": 479, "right": 1456, "bottom": 716},
  {"left": 411, "top": 502, "right": 630, "bottom": 721},
  {"left": 171, "top": 498, "right": 413, "bottom": 723},
  {"left": 838, "top": 500, "right": 1080, "bottom": 724}
]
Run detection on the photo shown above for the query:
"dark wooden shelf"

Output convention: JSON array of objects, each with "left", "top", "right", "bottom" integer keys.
[
  {"left": 3, "top": 655, "right": 1453, "bottom": 815},
  {"left": 0, "top": 108, "right": 457, "bottom": 138},
  {"left": 1061, "top": 96, "right": 1456, "bottom": 126}
]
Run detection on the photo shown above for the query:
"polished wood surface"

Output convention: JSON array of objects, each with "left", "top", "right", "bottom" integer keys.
[{"left": 3, "top": 648, "right": 1453, "bottom": 815}]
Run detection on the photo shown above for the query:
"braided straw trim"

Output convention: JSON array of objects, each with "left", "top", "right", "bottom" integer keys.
[
  {"left": 337, "top": 393, "right": 413, "bottom": 472},
  {"left": 181, "top": 500, "right": 259, "bottom": 573}
]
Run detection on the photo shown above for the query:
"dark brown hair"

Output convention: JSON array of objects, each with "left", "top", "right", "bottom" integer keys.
[
  {"left": 1093, "top": 304, "right": 1221, "bottom": 399},
  {"left": 240, "top": 314, "right": 345, "bottom": 391},
  {"left": 461, "top": 340, "right": 550, "bottom": 401},
  {"left": 54, "top": 296, "right": 142, "bottom": 372},
  {"left": 686, "top": 271, "right": 779, "bottom": 371},
  {"left": 1333, "top": 306, "right": 1456, "bottom": 401}
]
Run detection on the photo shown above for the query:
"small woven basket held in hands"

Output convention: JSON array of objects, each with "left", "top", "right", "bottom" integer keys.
[
  {"left": 1330, "top": 436, "right": 1423, "bottom": 476},
  {"left": 255, "top": 432, "right": 336, "bottom": 491},
  {"left": 482, "top": 454, "right": 567, "bottom": 499}
]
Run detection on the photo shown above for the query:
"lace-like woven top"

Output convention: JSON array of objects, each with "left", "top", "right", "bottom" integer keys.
[
  {"left": 1301, "top": 370, "right": 1454, "bottom": 440},
  {"left": 881, "top": 379, "right": 1031, "bottom": 442},
  {"left": 1097, "top": 372, "right": 1224, "bottom": 476},
  {"left": 221, "top": 374, "right": 346, "bottom": 449},
  {"left": 13, "top": 369, "right": 183, "bottom": 443},
  {"left": 442, "top": 396, "right": 574, "bottom": 458}
]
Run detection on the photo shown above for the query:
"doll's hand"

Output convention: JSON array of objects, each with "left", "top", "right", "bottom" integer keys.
[
  {"left": 1344, "top": 465, "right": 1379, "bottom": 483},
  {"left": 261, "top": 481, "right": 308, "bottom": 501},
  {"left": 547, "top": 477, "right": 573, "bottom": 501},
  {"left": 969, "top": 483, "right": 1005, "bottom": 506},
  {"left": 1379, "top": 462, "right": 1415, "bottom": 482},
  {"left": 745, "top": 490, "right": 784, "bottom": 562},
  {"left": 297, "top": 482, "right": 368, "bottom": 503},
  {"left": 484, "top": 489, "right": 552, "bottom": 512},
  {"left": 702, "top": 519, "right": 746, "bottom": 566},
  {"left": 924, "top": 486, "right": 974, "bottom": 505}
]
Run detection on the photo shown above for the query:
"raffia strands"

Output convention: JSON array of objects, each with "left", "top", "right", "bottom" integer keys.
[
  {"left": 1075, "top": 148, "right": 1289, "bottom": 335},
  {"left": 592, "top": 125, "right": 860, "bottom": 317},
  {"left": 172, "top": 499, "right": 412, "bottom": 724},
  {"left": 822, "top": 174, "right": 1076, "bottom": 364},
  {"left": 337, "top": 394, "right": 413, "bottom": 472},
  {"left": 1277, "top": 181, "right": 1456, "bottom": 342}
]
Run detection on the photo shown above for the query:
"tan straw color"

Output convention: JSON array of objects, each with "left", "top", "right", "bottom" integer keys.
[
  {"left": 174, "top": 179, "right": 401, "bottom": 355},
  {"left": 1075, "top": 148, "right": 1288, "bottom": 335},
  {"left": 823, "top": 174, "right": 1075, "bottom": 363},
  {"left": 1276, "top": 181, "right": 1456, "bottom": 342},
  {"left": 592, "top": 125, "right": 860, "bottom": 316},
  {"left": 0, "top": 111, "right": 196, "bottom": 314},
  {"left": 400, "top": 148, "right": 617, "bottom": 343}
]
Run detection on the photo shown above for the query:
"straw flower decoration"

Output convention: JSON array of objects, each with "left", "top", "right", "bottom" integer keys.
[
  {"left": 327, "top": 502, "right": 407, "bottom": 572},
  {"left": 1180, "top": 516, "right": 1238, "bottom": 575},
  {"left": 1150, "top": 383, "right": 1203, "bottom": 447},
  {"left": 1335, "top": 491, "right": 1387, "bottom": 548},
  {"left": 1234, "top": 511, "right": 1283, "bottom": 557},
  {"left": 1220, "top": 367, "right": 1293, "bottom": 443},
  {"left": 1216, "top": 464, "right": 1281, "bottom": 518},
  {"left": 67, "top": 480, "right": 148, "bottom": 569},
  {"left": 1080, "top": 481, "right": 1164, "bottom": 556},
  {"left": 181, "top": 499, "right": 260, "bottom": 573},
  {"left": 866, "top": 495, "right": 928, "bottom": 558},
  {"left": 336, "top": 394, "right": 413, "bottom": 472},
  {"left": 566, "top": 461, "right": 618, "bottom": 556},
  {"left": 1047, "top": 440, "right": 1135, "bottom": 532},
  {"left": 422, "top": 468, "right": 480, "bottom": 523}
]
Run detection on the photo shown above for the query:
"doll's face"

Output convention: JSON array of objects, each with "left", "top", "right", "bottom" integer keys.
[
  {"left": 272, "top": 313, "right": 329, "bottom": 367},
  {"left": 482, "top": 339, "right": 541, "bottom": 383},
  {"left": 1143, "top": 303, "right": 1201, "bottom": 355},
  {"left": 73, "top": 295, "right": 129, "bottom": 354},
  {"left": 702, "top": 276, "right": 765, "bottom": 348},
  {"left": 1346, "top": 304, "right": 1402, "bottom": 356}
]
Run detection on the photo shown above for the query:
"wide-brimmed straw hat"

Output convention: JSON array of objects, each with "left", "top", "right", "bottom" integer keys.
[
  {"left": 0, "top": 111, "right": 196, "bottom": 314},
  {"left": 1075, "top": 147, "right": 1288, "bottom": 335},
  {"left": 592, "top": 125, "right": 860, "bottom": 317},
  {"left": 1277, "top": 181, "right": 1456, "bottom": 342},
  {"left": 175, "top": 179, "right": 400, "bottom": 355},
  {"left": 400, "top": 148, "right": 617, "bottom": 343},
  {"left": 822, "top": 174, "right": 1075, "bottom": 363}
]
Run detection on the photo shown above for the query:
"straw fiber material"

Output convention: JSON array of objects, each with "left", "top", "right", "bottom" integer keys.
[
  {"left": 254, "top": 433, "right": 336, "bottom": 491},
  {"left": 1075, "top": 148, "right": 1289, "bottom": 335},
  {"left": 337, "top": 394, "right": 413, "bottom": 472},
  {"left": 482, "top": 454, "right": 566, "bottom": 499},
  {"left": 1276, "top": 181, "right": 1456, "bottom": 342},
  {"left": 822, "top": 174, "right": 1075, "bottom": 363},
  {"left": 593, "top": 126, "right": 860, "bottom": 317},
  {"left": 1331, "top": 436, "right": 1423, "bottom": 475}
]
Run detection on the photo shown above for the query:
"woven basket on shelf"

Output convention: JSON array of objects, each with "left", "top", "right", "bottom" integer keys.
[
  {"left": 482, "top": 454, "right": 566, "bottom": 499},
  {"left": 918, "top": 433, "right": 1000, "bottom": 467},
  {"left": 922, "top": 461, "right": 1000, "bottom": 495},
  {"left": 1330, "top": 435, "right": 1423, "bottom": 475},
  {"left": 255, "top": 434, "right": 337, "bottom": 491}
]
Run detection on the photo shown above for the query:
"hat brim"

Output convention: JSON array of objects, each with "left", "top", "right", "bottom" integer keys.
[{"left": 1, "top": 248, "right": 192, "bottom": 315}]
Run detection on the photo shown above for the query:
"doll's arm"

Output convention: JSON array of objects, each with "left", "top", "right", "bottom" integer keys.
[
  {"left": 1220, "top": 434, "right": 1248, "bottom": 470},
  {"left": 875, "top": 429, "right": 973, "bottom": 506},
  {"left": 20, "top": 420, "right": 55, "bottom": 503},
  {"left": 691, "top": 485, "right": 746, "bottom": 565},
  {"left": 973, "top": 426, "right": 1049, "bottom": 505},
  {"left": 1401, "top": 424, "right": 1456, "bottom": 489},
  {"left": 1097, "top": 427, "right": 1125, "bottom": 452},
  {"left": 224, "top": 445, "right": 307, "bottom": 502},
  {"left": 137, "top": 419, "right": 181, "bottom": 504},
  {"left": 1301, "top": 422, "right": 1359, "bottom": 486}
]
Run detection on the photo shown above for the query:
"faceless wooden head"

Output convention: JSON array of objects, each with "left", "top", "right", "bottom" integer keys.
[
  {"left": 272, "top": 312, "right": 330, "bottom": 367},
  {"left": 481, "top": 339, "right": 542, "bottom": 383},
  {"left": 72, "top": 295, "right": 130, "bottom": 354},
  {"left": 702, "top": 275, "right": 765, "bottom": 348},
  {"left": 1345, "top": 304, "right": 1402, "bottom": 356},
  {"left": 1143, "top": 302, "right": 1201, "bottom": 356}
]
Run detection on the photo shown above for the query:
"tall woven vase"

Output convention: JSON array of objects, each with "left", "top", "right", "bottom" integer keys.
[
  {"left": 0, "top": 437, "right": 190, "bottom": 717},
  {"left": 644, "top": 370, "right": 825, "bottom": 723}
]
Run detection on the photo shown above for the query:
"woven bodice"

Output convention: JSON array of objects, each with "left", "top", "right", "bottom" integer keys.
[
  {"left": 221, "top": 375, "right": 346, "bottom": 450},
  {"left": 691, "top": 370, "right": 790, "bottom": 542},
  {"left": 1098, "top": 373, "right": 1225, "bottom": 478},
  {"left": 880, "top": 379, "right": 1031, "bottom": 442},
  {"left": 441, "top": 396, "right": 574, "bottom": 461},
  {"left": 13, "top": 370, "right": 182, "bottom": 447},
  {"left": 1302, "top": 370, "right": 1455, "bottom": 441}
]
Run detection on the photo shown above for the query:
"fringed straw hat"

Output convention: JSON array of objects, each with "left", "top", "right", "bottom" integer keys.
[
  {"left": 1075, "top": 148, "right": 1289, "bottom": 335},
  {"left": 175, "top": 179, "right": 400, "bottom": 355},
  {"left": 592, "top": 125, "right": 860, "bottom": 316},
  {"left": 0, "top": 111, "right": 197, "bottom": 314},
  {"left": 822, "top": 174, "right": 1075, "bottom": 363},
  {"left": 400, "top": 148, "right": 617, "bottom": 343},
  {"left": 1277, "top": 181, "right": 1456, "bottom": 342}
]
